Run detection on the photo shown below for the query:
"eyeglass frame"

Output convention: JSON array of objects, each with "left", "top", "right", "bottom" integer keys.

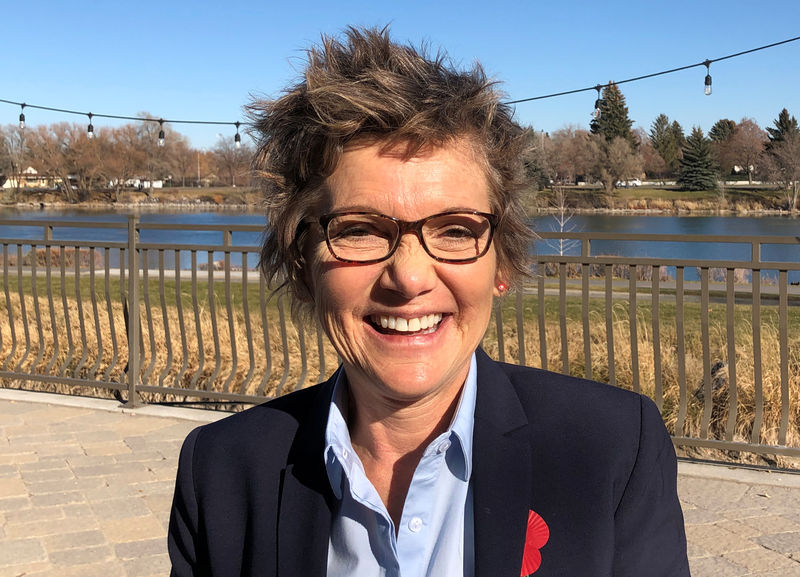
[{"left": 310, "top": 210, "right": 499, "bottom": 265}]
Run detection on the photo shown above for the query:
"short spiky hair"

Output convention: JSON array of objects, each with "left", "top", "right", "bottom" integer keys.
[{"left": 248, "top": 26, "right": 532, "bottom": 318}]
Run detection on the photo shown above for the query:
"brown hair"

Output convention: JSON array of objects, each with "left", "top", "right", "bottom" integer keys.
[{"left": 248, "top": 26, "right": 532, "bottom": 318}]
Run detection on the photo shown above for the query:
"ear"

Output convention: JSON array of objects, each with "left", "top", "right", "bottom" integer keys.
[{"left": 492, "top": 269, "right": 508, "bottom": 297}]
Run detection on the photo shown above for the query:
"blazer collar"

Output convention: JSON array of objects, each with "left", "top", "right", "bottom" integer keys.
[
  {"left": 472, "top": 349, "right": 533, "bottom": 577},
  {"left": 276, "top": 371, "right": 338, "bottom": 576}
]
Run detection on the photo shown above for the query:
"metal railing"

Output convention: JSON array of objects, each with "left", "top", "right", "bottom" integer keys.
[{"left": 0, "top": 217, "right": 798, "bottom": 461}]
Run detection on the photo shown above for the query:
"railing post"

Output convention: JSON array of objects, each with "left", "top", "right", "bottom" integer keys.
[{"left": 126, "top": 215, "right": 140, "bottom": 407}]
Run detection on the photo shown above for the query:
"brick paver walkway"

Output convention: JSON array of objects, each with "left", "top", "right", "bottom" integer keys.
[{"left": 1, "top": 389, "right": 799, "bottom": 576}]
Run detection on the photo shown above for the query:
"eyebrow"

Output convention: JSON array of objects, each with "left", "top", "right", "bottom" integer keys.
[{"left": 326, "top": 206, "right": 488, "bottom": 215}]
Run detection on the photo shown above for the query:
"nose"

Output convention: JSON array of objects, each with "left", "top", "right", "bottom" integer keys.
[{"left": 378, "top": 232, "right": 437, "bottom": 299}]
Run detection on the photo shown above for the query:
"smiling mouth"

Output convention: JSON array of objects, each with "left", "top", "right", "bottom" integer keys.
[{"left": 369, "top": 313, "right": 444, "bottom": 335}]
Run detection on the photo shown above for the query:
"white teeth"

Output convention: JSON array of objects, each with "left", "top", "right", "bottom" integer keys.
[{"left": 371, "top": 313, "right": 443, "bottom": 333}]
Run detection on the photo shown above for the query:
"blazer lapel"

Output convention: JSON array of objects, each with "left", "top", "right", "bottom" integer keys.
[
  {"left": 276, "top": 377, "right": 336, "bottom": 576},
  {"left": 472, "top": 350, "right": 533, "bottom": 577}
]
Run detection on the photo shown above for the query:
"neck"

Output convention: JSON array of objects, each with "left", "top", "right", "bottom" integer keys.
[
  {"left": 348, "top": 387, "right": 461, "bottom": 459},
  {"left": 340, "top": 371, "right": 465, "bottom": 527},
  {"left": 342, "top": 369, "right": 464, "bottom": 459}
]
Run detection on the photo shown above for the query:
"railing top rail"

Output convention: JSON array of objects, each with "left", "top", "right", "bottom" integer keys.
[
  {"left": 136, "top": 242, "right": 262, "bottom": 252},
  {"left": 534, "top": 254, "right": 800, "bottom": 270},
  {"left": 136, "top": 222, "right": 264, "bottom": 232},
  {"left": 534, "top": 231, "right": 800, "bottom": 245},
  {"left": 0, "top": 238, "right": 129, "bottom": 250},
  {"left": 0, "top": 218, "right": 265, "bottom": 233},
  {"left": 0, "top": 218, "right": 130, "bottom": 229}
]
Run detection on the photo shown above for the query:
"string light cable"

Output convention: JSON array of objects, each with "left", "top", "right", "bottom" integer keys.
[
  {"left": 504, "top": 34, "right": 800, "bottom": 105},
  {"left": 2, "top": 34, "right": 799, "bottom": 143},
  {"left": 0, "top": 98, "right": 242, "bottom": 146}
]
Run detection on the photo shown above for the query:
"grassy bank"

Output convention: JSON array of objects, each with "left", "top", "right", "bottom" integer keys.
[{"left": 528, "top": 185, "right": 794, "bottom": 214}]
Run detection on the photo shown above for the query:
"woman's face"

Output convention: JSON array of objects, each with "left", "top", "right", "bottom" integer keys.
[{"left": 305, "top": 140, "right": 504, "bottom": 408}]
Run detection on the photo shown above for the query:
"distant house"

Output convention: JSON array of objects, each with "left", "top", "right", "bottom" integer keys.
[
  {"left": 109, "top": 177, "right": 164, "bottom": 190},
  {"left": 1, "top": 166, "right": 56, "bottom": 189}
]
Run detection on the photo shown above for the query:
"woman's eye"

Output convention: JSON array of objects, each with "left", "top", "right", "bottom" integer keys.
[
  {"left": 338, "top": 225, "right": 374, "bottom": 237},
  {"left": 331, "top": 222, "right": 391, "bottom": 241},
  {"left": 439, "top": 225, "right": 477, "bottom": 239}
]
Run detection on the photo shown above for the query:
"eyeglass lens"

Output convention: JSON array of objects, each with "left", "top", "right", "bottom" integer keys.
[{"left": 325, "top": 212, "right": 493, "bottom": 263}]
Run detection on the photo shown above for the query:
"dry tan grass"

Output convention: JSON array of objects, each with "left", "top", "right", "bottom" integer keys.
[
  {"left": 2, "top": 286, "right": 798, "bottom": 467},
  {"left": 0, "top": 290, "right": 339, "bottom": 403}
]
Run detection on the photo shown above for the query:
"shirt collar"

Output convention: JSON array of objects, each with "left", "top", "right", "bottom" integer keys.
[
  {"left": 324, "top": 353, "right": 478, "bottom": 496},
  {"left": 450, "top": 352, "right": 477, "bottom": 480},
  {"left": 324, "top": 369, "right": 350, "bottom": 499}
]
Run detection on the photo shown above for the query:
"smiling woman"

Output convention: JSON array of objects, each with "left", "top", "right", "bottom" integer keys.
[
  {"left": 167, "top": 26, "right": 690, "bottom": 577},
  {"left": 307, "top": 142, "right": 502, "bottom": 416}
]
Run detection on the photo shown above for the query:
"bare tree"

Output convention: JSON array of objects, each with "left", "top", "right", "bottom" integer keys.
[
  {"left": 548, "top": 125, "right": 591, "bottom": 184},
  {"left": 134, "top": 113, "right": 176, "bottom": 192},
  {"left": 0, "top": 125, "right": 27, "bottom": 201},
  {"left": 26, "top": 123, "right": 80, "bottom": 202},
  {"left": 636, "top": 127, "right": 667, "bottom": 181},
  {"left": 586, "top": 134, "right": 643, "bottom": 194},
  {"left": 172, "top": 138, "right": 195, "bottom": 187},
  {"left": 545, "top": 187, "right": 580, "bottom": 256},
  {"left": 726, "top": 118, "right": 767, "bottom": 184},
  {"left": 102, "top": 124, "right": 148, "bottom": 199},
  {"left": 212, "top": 136, "right": 252, "bottom": 187},
  {"left": 763, "top": 133, "right": 800, "bottom": 211}
]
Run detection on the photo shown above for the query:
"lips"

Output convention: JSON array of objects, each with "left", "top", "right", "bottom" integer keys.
[{"left": 369, "top": 313, "right": 444, "bottom": 334}]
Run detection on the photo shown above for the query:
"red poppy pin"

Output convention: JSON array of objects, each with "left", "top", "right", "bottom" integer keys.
[{"left": 520, "top": 509, "right": 549, "bottom": 576}]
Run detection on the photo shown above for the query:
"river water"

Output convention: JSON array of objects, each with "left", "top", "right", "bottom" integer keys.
[{"left": 1, "top": 207, "right": 798, "bottom": 279}]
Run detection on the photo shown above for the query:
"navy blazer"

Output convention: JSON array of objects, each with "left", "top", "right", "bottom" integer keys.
[{"left": 168, "top": 349, "right": 689, "bottom": 576}]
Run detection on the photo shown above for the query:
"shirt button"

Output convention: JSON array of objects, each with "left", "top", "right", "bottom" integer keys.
[
  {"left": 437, "top": 440, "right": 451, "bottom": 453},
  {"left": 408, "top": 517, "right": 423, "bottom": 532},
  {"left": 341, "top": 447, "right": 349, "bottom": 460}
]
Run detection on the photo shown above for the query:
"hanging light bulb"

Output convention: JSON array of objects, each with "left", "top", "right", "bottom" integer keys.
[
  {"left": 234, "top": 121, "right": 241, "bottom": 149},
  {"left": 19, "top": 103, "right": 26, "bottom": 129},
  {"left": 87, "top": 113, "right": 94, "bottom": 139},
  {"left": 157, "top": 119, "right": 165, "bottom": 147},
  {"left": 592, "top": 86, "right": 602, "bottom": 120},
  {"left": 704, "top": 60, "right": 712, "bottom": 96}
]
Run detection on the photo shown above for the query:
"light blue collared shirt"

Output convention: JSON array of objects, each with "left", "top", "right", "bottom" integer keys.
[{"left": 324, "top": 354, "right": 478, "bottom": 577}]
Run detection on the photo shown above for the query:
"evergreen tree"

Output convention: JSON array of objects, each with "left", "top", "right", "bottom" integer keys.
[
  {"left": 669, "top": 121, "right": 686, "bottom": 147},
  {"left": 708, "top": 119, "right": 737, "bottom": 176},
  {"left": 677, "top": 127, "right": 717, "bottom": 191},
  {"left": 765, "top": 109, "right": 800, "bottom": 211},
  {"left": 590, "top": 83, "right": 636, "bottom": 148},
  {"left": 649, "top": 114, "right": 684, "bottom": 175},
  {"left": 766, "top": 108, "right": 800, "bottom": 149},
  {"left": 521, "top": 129, "right": 553, "bottom": 190},
  {"left": 649, "top": 114, "right": 671, "bottom": 159},
  {"left": 709, "top": 119, "right": 736, "bottom": 142}
]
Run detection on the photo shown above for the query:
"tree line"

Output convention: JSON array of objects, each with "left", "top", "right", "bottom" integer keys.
[
  {"left": 524, "top": 83, "right": 800, "bottom": 211},
  {"left": 0, "top": 113, "right": 253, "bottom": 203},
  {"left": 2, "top": 91, "right": 799, "bottom": 211}
]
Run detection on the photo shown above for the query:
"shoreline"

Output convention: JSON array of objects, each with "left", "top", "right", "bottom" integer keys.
[
  {"left": 3, "top": 201, "right": 795, "bottom": 218},
  {"left": 1, "top": 185, "right": 797, "bottom": 217}
]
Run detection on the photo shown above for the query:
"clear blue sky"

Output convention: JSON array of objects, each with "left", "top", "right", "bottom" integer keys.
[{"left": 5, "top": 0, "right": 799, "bottom": 149}]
